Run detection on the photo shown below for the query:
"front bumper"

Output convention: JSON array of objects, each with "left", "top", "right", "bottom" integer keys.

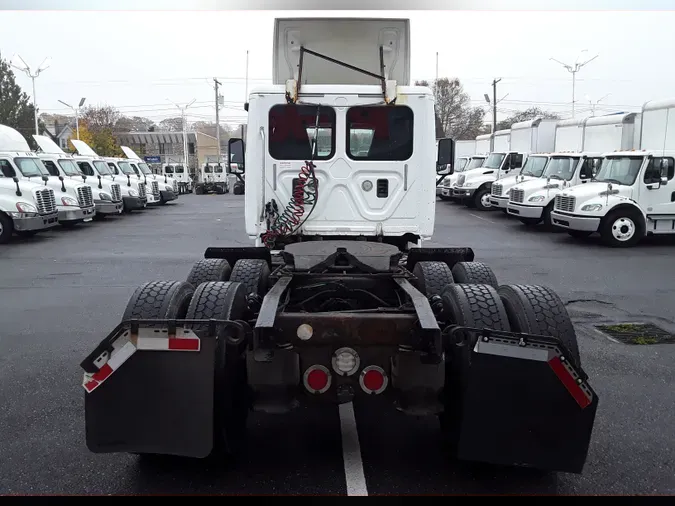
[
  {"left": 160, "top": 190, "right": 177, "bottom": 202},
  {"left": 123, "top": 196, "right": 145, "bottom": 211},
  {"left": 146, "top": 193, "right": 161, "bottom": 205},
  {"left": 550, "top": 211, "right": 601, "bottom": 232},
  {"left": 59, "top": 205, "right": 96, "bottom": 223},
  {"left": 453, "top": 187, "right": 476, "bottom": 198},
  {"left": 507, "top": 203, "right": 544, "bottom": 219},
  {"left": 13, "top": 211, "right": 59, "bottom": 231},
  {"left": 488, "top": 195, "right": 509, "bottom": 209},
  {"left": 96, "top": 200, "right": 124, "bottom": 215}
]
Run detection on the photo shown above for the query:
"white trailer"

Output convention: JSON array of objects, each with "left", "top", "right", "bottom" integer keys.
[
  {"left": 508, "top": 113, "right": 639, "bottom": 229},
  {"left": 475, "top": 133, "right": 492, "bottom": 154},
  {"left": 489, "top": 118, "right": 558, "bottom": 210},
  {"left": 454, "top": 140, "right": 476, "bottom": 167},
  {"left": 81, "top": 17, "right": 598, "bottom": 477},
  {"left": 492, "top": 129, "right": 510, "bottom": 152},
  {"left": 549, "top": 103, "right": 673, "bottom": 246}
]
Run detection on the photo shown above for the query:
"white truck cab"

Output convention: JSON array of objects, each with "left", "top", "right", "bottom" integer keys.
[
  {"left": 109, "top": 157, "right": 161, "bottom": 206},
  {"left": 550, "top": 100, "right": 674, "bottom": 247},
  {"left": 441, "top": 154, "right": 486, "bottom": 200},
  {"left": 162, "top": 163, "right": 190, "bottom": 194},
  {"left": 32, "top": 134, "right": 117, "bottom": 224},
  {"left": 488, "top": 118, "right": 557, "bottom": 210},
  {"left": 120, "top": 146, "right": 178, "bottom": 204},
  {"left": 1, "top": 125, "right": 87, "bottom": 231},
  {"left": 0, "top": 128, "right": 59, "bottom": 242},
  {"left": 194, "top": 162, "right": 228, "bottom": 195}
]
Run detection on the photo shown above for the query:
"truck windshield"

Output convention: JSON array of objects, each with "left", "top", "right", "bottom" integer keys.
[
  {"left": 347, "top": 106, "right": 413, "bottom": 161},
  {"left": 543, "top": 157, "right": 578, "bottom": 180},
  {"left": 117, "top": 161, "right": 135, "bottom": 175},
  {"left": 58, "top": 159, "right": 83, "bottom": 176},
  {"left": 269, "top": 104, "right": 336, "bottom": 161},
  {"left": 594, "top": 157, "right": 643, "bottom": 186},
  {"left": 456, "top": 158, "right": 468, "bottom": 172},
  {"left": 466, "top": 157, "right": 485, "bottom": 170},
  {"left": 520, "top": 156, "right": 549, "bottom": 177},
  {"left": 93, "top": 161, "right": 113, "bottom": 176},
  {"left": 483, "top": 153, "right": 505, "bottom": 169},
  {"left": 138, "top": 163, "right": 152, "bottom": 175},
  {"left": 15, "top": 157, "right": 50, "bottom": 177}
]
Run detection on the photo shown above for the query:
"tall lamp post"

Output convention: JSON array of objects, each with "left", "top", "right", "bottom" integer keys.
[
  {"left": 10, "top": 54, "right": 52, "bottom": 135},
  {"left": 168, "top": 98, "right": 196, "bottom": 173},
  {"left": 550, "top": 50, "right": 599, "bottom": 118},
  {"left": 58, "top": 97, "right": 86, "bottom": 139}
]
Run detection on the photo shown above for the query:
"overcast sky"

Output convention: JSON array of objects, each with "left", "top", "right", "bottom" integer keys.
[{"left": 1, "top": 8, "right": 673, "bottom": 128}]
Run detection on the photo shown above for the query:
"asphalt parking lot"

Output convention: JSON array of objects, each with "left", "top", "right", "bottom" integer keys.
[{"left": 0, "top": 194, "right": 673, "bottom": 495}]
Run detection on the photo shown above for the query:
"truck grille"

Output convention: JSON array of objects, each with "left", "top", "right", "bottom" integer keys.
[
  {"left": 138, "top": 182, "right": 147, "bottom": 199},
  {"left": 457, "top": 175, "right": 466, "bottom": 187},
  {"left": 510, "top": 189, "right": 525, "bottom": 203},
  {"left": 110, "top": 183, "right": 122, "bottom": 202},
  {"left": 491, "top": 183, "right": 503, "bottom": 196},
  {"left": 172, "top": 179, "right": 178, "bottom": 192},
  {"left": 151, "top": 181, "right": 160, "bottom": 197},
  {"left": 77, "top": 186, "right": 94, "bottom": 208},
  {"left": 34, "top": 188, "right": 57, "bottom": 215},
  {"left": 555, "top": 195, "right": 576, "bottom": 213}
]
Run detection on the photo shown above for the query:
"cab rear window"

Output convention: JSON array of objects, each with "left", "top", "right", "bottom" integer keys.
[
  {"left": 347, "top": 106, "right": 413, "bottom": 161},
  {"left": 269, "top": 104, "right": 335, "bottom": 161}
]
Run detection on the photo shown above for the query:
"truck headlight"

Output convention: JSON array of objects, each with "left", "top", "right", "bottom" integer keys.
[
  {"left": 16, "top": 202, "right": 37, "bottom": 213},
  {"left": 528, "top": 195, "right": 546, "bottom": 202},
  {"left": 581, "top": 204, "right": 603, "bottom": 212},
  {"left": 61, "top": 196, "right": 79, "bottom": 206},
  {"left": 127, "top": 189, "right": 138, "bottom": 197},
  {"left": 99, "top": 192, "right": 112, "bottom": 201}
]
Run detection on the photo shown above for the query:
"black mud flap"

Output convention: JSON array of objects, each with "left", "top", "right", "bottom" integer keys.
[
  {"left": 447, "top": 327, "right": 598, "bottom": 474},
  {"left": 81, "top": 319, "right": 244, "bottom": 459}
]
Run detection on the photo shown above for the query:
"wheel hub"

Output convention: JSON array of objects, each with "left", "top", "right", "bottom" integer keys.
[
  {"left": 611, "top": 217, "right": 635, "bottom": 241},
  {"left": 480, "top": 193, "right": 491, "bottom": 208}
]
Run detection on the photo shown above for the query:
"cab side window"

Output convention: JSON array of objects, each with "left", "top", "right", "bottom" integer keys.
[
  {"left": 512, "top": 153, "right": 523, "bottom": 169},
  {"left": 0, "top": 159, "right": 16, "bottom": 178},
  {"left": 580, "top": 158, "right": 602, "bottom": 179},
  {"left": 77, "top": 162, "right": 95, "bottom": 176},
  {"left": 644, "top": 157, "right": 675, "bottom": 184},
  {"left": 42, "top": 160, "right": 60, "bottom": 177}
]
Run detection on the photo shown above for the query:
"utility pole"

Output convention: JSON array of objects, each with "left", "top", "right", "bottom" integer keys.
[
  {"left": 214, "top": 78, "right": 222, "bottom": 167},
  {"left": 550, "top": 50, "right": 599, "bottom": 118},
  {"left": 168, "top": 99, "right": 196, "bottom": 175},
  {"left": 58, "top": 97, "right": 86, "bottom": 139},
  {"left": 492, "top": 78, "right": 501, "bottom": 135},
  {"left": 241, "top": 49, "right": 249, "bottom": 140}
]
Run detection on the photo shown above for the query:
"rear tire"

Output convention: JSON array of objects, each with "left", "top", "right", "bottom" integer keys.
[
  {"left": 185, "top": 281, "right": 249, "bottom": 458},
  {"left": 451, "top": 261, "right": 498, "bottom": 288},
  {"left": 412, "top": 261, "right": 454, "bottom": 297},
  {"left": 0, "top": 213, "right": 14, "bottom": 244},
  {"left": 497, "top": 284, "right": 581, "bottom": 368},
  {"left": 122, "top": 280, "right": 195, "bottom": 329},
  {"left": 439, "top": 284, "right": 511, "bottom": 446},
  {"left": 186, "top": 259, "right": 232, "bottom": 286},
  {"left": 229, "top": 259, "right": 270, "bottom": 298},
  {"left": 233, "top": 183, "right": 244, "bottom": 195}
]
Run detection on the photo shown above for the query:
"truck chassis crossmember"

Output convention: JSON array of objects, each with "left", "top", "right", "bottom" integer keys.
[{"left": 82, "top": 241, "right": 598, "bottom": 475}]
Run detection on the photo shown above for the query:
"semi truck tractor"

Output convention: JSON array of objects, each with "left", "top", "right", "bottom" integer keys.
[
  {"left": 550, "top": 100, "right": 673, "bottom": 247},
  {"left": 505, "top": 114, "right": 638, "bottom": 228},
  {"left": 81, "top": 17, "right": 598, "bottom": 475},
  {"left": 162, "top": 163, "right": 191, "bottom": 194},
  {"left": 194, "top": 162, "right": 229, "bottom": 195},
  {"left": 488, "top": 118, "right": 557, "bottom": 211},
  {"left": 120, "top": 146, "right": 178, "bottom": 204},
  {"left": 0, "top": 125, "right": 94, "bottom": 229},
  {"left": 0, "top": 130, "right": 59, "bottom": 242}
]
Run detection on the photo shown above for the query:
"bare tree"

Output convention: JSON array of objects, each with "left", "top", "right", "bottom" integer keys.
[
  {"left": 80, "top": 105, "right": 121, "bottom": 133},
  {"left": 115, "top": 115, "right": 156, "bottom": 132},
  {"left": 496, "top": 107, "right": 560, "bottom": 131},
  {"left": 158, "top": 117, "right": 183, "bottom": 132}
]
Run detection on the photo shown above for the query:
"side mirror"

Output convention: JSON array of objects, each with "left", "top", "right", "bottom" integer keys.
[
  {"left": 660, "top": 159, "right": 670, "bottom": 185},
  {"left": 228, "top": 138, "right": 245, "bottom": 174},
  {"left": 58, "top": 175, "right": 64, "bottom": 181},
  {"left": 436, "top": 138, "right": 454, "bottom": 172}
]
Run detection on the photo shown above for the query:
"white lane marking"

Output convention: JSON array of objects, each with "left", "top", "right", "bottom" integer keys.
[
  {"left": 338, "top": 402, "right": 368, "bottom": 496},
  {"left": 469, "top": 212, "right": 497, "bottom": 224}
]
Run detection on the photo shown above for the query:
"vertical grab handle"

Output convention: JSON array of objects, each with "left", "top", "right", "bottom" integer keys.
[{"left": 259, "top": 127, "right": 266, "bottom": 223}]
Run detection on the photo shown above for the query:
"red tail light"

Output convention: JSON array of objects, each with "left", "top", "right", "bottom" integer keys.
[
  {"left": 303, "top": 365, "right": 331, "bottom": 394},
  {"left": 359, "top": 365, "right": 388, "bottom": 395}
]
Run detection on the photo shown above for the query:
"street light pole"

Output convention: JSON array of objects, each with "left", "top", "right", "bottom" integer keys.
[
  {"left": 58, "top": 97, "right": 86, "bottom": 139},
  {"left": 550, "top": 50, "right": 599, "bottom": 118},
  {"left": 168, "top": 98, "right": 196, "bottom": 174},
  {"left": 11, "top": 54, "right": 51, "bottom": 135}
]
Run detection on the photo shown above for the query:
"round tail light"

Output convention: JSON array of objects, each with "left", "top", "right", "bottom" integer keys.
[
  {"left": 303, "top": 365, "right": 331, "bottom": 394},
  {"left": 359, "top": 365, "right": 388, "bottom": 395}
]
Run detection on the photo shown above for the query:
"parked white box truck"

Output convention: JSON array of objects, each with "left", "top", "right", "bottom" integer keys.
[
  {"left": 509, "top": 113, "right": 640, "bottom": 229},
  {"left": 550, "top": 101, "right": 674, "bottom": 246},
  {"left": 488, "top": 118, "right": 557, "bottom": 210},
  {"left": 475, "top": 133, "right": 492, "bottom": 154}
]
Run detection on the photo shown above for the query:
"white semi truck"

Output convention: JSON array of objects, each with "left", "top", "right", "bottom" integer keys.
[
  {"left": 120, "top": 146, "right": 178, "bottom": 204},
  {"left": 452, "top": 128, "right": 525, "bottom": 210},
  {"left": 161, "top": 162, "right": 191, "bottom": 194},
  {"left": 81, "top": 17, "right": 598, "bottom": 475},
  {"left": 0, "top": 125, "right": 94, "bottom": 230},
  {"left": 488, "top": 118, "right": 557, "bottom": 210},
  {"left": 506, "top": 113, "right": 639, "bottom": 228},
  {"left": 440, "top": 154, "right": 486, "bottom": 201},
  {"left": 0, "top": 131, "right": 59, "bottom": 243},
  {"left": 32, "top": 134, "right": 123, "bottom": 221},
  {"left": 550, "top": 99, "right": 674, "bottom": 247},
  {"left": 194, "top": 161, "right": 228, "bottom": 195}
]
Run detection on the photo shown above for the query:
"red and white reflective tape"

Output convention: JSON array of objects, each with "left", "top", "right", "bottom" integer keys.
[
  {"left": 474, "top": 336, "right": 594, "bottom": 409},
  {"left": 82, "top": 328, "right": 200, "bottom": 394}
]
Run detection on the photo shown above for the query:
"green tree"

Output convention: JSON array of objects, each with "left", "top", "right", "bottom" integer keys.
[{"left": 0, "top": 52, "right": 38, "bottom": 146}]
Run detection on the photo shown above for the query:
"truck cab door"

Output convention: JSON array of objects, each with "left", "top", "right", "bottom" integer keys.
[{"left": 640, "top": 156, "right": 675, "bottom": 215}]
